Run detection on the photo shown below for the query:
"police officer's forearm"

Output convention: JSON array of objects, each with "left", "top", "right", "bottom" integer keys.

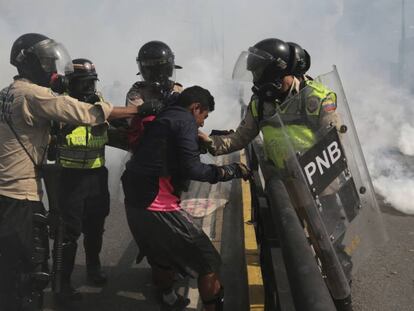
[
  {"left": 209, "top": 131, "right": 252, "bottom": 155},
  {"left": 208, "top": 109, "right": 260, "bottom": 155},
  {"left": 108, "top": 106, "right": 139, "bottom": 120}
]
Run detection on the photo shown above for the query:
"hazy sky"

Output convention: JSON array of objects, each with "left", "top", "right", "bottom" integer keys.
[{"left": 0, "top": 0, "right": 413, "bottom": 213}]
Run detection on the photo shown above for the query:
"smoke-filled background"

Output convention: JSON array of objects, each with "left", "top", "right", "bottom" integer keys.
[{"left": 0, "top": 0, "right": 413, "bottom": 214}]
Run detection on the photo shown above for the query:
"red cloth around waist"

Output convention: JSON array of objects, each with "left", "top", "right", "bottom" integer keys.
[{"left": 147, "top": 177, "right": 180, "bottom": 212}]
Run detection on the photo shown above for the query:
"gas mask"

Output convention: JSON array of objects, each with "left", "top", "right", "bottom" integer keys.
[
  {"left": 252, "top": 80, "right": 283, "bottom": 102},
  {"left": 50, "top": 73, "right": 69, "bottom": 94}
]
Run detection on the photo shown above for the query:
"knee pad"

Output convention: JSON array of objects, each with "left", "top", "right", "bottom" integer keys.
[
  {"left": 32, "top": 213, "right": 49, "bottom": 266},
  {"left": 202, "top": 286, "right": 224, "bottom": 311}
]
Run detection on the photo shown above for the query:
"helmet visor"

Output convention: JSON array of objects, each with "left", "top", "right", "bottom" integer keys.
[
  {"left": 137, "top": 55, "right": 174, "bottom": 66},
  {"left": 232, "top": 47, "right": 276, "bottom": 83},
  {"left": 31, "top": 39, "right": 73, "bottom": 75},
  {"left": 138, "top": 61, "right": 175, "bottom": 83},
  {"left": 73, "top": 78, "right": 97, "bottom": 93}
]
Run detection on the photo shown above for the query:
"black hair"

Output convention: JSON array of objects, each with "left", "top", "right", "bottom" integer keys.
[{"left": 176, "top": 85, "right": 215, "bottom": 112}]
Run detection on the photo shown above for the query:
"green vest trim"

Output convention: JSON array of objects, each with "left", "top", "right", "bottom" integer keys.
[
  {"left": 58, "top": 125, "right": 108, "bottom": 169},
  {"left": 251, "top": 81, "right": 335, "bottom": 169}
]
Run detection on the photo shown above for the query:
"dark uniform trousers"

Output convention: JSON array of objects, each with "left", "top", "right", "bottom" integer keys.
[
  {"left": 0, "top": 195, "right": 48, "bottom": 311},
  {"left": 58, "top": 166, "right": 110, "bottom": 282}
]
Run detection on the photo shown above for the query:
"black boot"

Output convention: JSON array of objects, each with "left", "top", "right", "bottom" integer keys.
[
  {"left": 84, "top": 224, "right": 107, "bottom": 285},
  {"left": 53, "top": 242, "right": 82, "bottom": 303},
  {"left": 86, "top": 264, "right": 107, "bottom": 285}
]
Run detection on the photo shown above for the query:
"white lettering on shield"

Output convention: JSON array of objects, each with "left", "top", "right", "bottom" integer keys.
[{"left": 304, "top": 141, "right": 342, "bottom": 186}]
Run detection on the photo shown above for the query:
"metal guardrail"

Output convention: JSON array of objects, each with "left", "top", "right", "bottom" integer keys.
[{"left": 246, "top": 137, "right": 337, "bottom": 311}]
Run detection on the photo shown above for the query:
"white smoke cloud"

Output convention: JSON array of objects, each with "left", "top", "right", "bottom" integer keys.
[
  {"left": 398, "top": 123, "right": 414, "bottom": 156},
  {"left": 347, "top": 76, "right": 414, "bottom": 214},
  {"left": 0, "top": 0, "right": 413, "bottom": 213}
]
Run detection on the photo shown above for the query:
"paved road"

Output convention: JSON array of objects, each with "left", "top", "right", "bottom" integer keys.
[
  {"left": 352, "top": 200, "right": 414, "bottom": 311},
  {"left": 42, "top": 149, "right": 414, "bottom": 311},
  {"left": 43, "top": 153, "right": 248, "bottom": 311}
]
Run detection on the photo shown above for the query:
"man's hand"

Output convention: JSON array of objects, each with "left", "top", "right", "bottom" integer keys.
[
  {"left": 218, "top": 162, "right": 252, "bottom": 181},
  {"left": 198, "top": 130, "right": 211, "bottom": 143},
  {"left": 198, "top": 130, "right": 214, "bottom": 154}
]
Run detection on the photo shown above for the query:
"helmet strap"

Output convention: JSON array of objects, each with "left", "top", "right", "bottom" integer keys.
[{"left": 252, "top": 81, "right": 283, "bottom": 102}]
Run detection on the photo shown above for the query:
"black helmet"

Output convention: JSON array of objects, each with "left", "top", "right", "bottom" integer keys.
[
  {"left": 136, "top": 40, "right": 181, "bottom": 84},
  {"left": 10, "top": 33, "right": 73, "bottom": 87},
  {"left": 67, "top": 58, "right": 99, "bottom": 102},
  {"left": 287, "top": 42, "right": 310, "bottom": 77},
  {"left": 233, "top": 38, "right": 295, "bottom": 86},
  {"left": 233, "top": 38, "right": 297, "bottom": 101},
  {"left": 247, "top": 38, "right": 292, "bottom": 85}
]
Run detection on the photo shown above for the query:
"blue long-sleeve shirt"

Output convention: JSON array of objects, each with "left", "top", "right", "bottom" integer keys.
[{"left": 126, "top": 105, "right": 221, "bottom": 184}]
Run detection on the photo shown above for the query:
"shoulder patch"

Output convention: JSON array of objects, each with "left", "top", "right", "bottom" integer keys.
[
  {"left": 321, "top": 93, "right": 337, "bottom": 112},
  {"left": 306, "top": 96, "right": 320, "bottom": 113}
]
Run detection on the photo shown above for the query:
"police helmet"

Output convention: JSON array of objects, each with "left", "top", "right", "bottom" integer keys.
[
  {"left": 136, "top": 41, "right": 181, "bottom": 84},
  {"left": 10, "top": 33, "right": 73, "bottom": 87},
  {"left": 67, "top": 58, "right": 99, "bottom": 102},
  {"left": 287, "top": 42, "right": 311, "bottom": 77},
  {"left": 249, "top": 38, "right": 292, "bottom": 85}
]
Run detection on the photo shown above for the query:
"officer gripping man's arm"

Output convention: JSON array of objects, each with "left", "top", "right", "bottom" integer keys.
[
  {"left": 0, "top": 33, "right": 140, "bottom": 311},
  {"left": 198, "top": 39, "right": 314, "bottom": 163}
]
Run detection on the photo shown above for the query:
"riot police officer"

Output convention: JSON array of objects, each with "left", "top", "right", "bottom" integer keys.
[
  {"left": 199, "top": 38, "right": 337, "bottom": 168},
  {"left": 0, "top": 33, "right": 139, "bottom": 311},
  {"left": 199, "top": 39, "right": 353, "bottom": 310},
  {"left": 52, "top": 58, "right": 112, "bottom": 302},
  {"left": 126, "top": 40, "right": 183, "bottom": 150}
]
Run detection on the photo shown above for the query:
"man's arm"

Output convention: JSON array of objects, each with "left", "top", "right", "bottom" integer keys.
[
  {"left": 27, "top": 91, "right": 111, "bottom": 125},
  {"left": 108, "top": 105, "right": 141, "bottom": 120},
  {"left": 26, "top": 86, "right": 140, "bottom": 126},
  {"left": 203, "top": 106, "right": 260, "bottom": 156},
  {"left": 175, "top": 120, "right": 250, "bottom": 183},
  {"left": 176, "top": 119, "right": 221, "bottom": 183}
]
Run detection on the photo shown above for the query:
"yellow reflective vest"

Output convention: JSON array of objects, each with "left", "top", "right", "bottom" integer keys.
[
  {"left": 251, "top": 80, "right": 336, "bottom": 170},
  {"left": 57, "top": 95, "right": 108, "bottom": 169}
]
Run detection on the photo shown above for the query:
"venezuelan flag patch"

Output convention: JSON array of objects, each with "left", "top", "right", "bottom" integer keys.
[{"left": 322, "top": 96, "right": 337, "bottom": 112}]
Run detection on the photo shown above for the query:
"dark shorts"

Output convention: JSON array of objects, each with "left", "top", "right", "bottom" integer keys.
[{"left": 125, "top": 206, "right": 221, "bottom": 278}]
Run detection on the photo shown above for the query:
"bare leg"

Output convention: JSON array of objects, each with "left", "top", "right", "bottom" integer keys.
[{"left": 198, "top": 273, "right": 222, "bottom": 311}]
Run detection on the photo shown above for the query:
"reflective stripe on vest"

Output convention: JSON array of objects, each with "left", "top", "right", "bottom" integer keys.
[
  {"left": 58, "top": 126, "right": 108, "bottom": 169},
  {"left": 251, "top": 80, "right": 334, "bottom": 169}
]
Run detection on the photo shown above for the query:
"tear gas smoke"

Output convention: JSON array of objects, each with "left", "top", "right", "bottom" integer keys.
[{"left": 0, "top": 0, "right": 413, "bottom": 213}]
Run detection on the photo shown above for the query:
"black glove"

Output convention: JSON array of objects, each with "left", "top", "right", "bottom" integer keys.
[
  {"left": 137, "top": 99, "right": 164, "bottom": 117},
  {"left": 210, "top": 129, "right": 234, "bottom": 136},
  {"left": 218, "top": 162, "right": 252, "bottom": 182},
  {"left": 84, "top": 93, "right": 101, "bottom": 104},
  {"left": 164, "top": 91, "right": 180, "bottom": 106}
]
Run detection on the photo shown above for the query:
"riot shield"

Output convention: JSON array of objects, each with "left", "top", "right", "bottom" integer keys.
[{"left": 261, "top": 67, "right": 387, "bottom": 300}]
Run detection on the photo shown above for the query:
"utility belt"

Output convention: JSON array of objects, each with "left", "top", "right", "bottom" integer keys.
[{"left": 57, "top": 146, "right": 106, "bottom": 169}]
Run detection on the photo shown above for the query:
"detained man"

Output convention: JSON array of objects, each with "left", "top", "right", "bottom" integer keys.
[{"left": 122, "top": 86, "right": 251, "bottom": 311}]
